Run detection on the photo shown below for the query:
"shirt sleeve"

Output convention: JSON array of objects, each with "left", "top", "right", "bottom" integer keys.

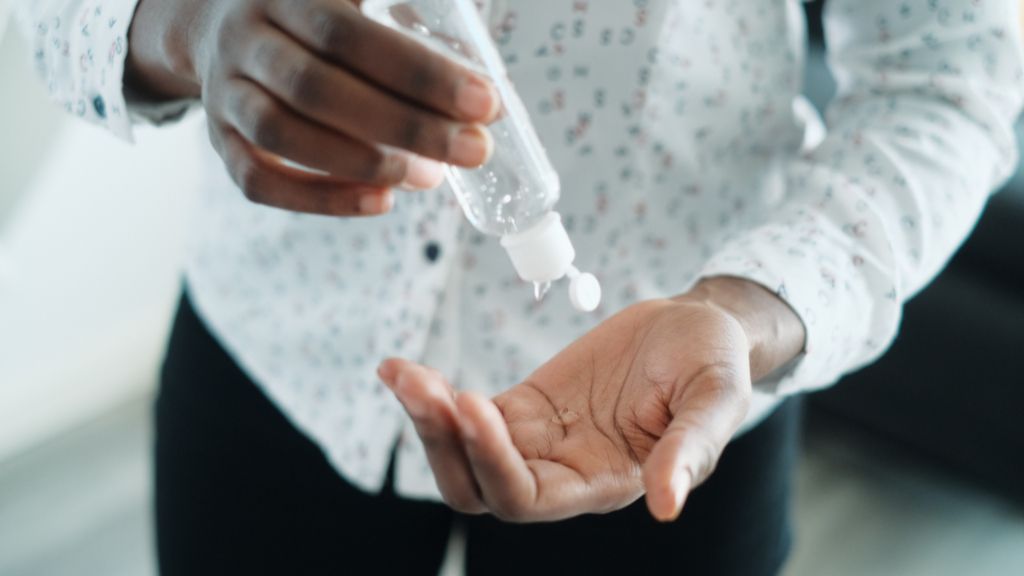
[
  {"left": 14, "top": 0, "right": 195, "bottom": 142},
  {"left": 698, "top": 0, "right": 1024, "bottom": 395}
]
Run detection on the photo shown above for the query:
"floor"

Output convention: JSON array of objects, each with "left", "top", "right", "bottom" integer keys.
[{"left": 1, "top": 398, "right": 1023, "bottom": 576}]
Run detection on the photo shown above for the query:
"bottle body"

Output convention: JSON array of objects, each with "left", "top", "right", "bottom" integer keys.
[
  {"left": 363, "top": 0, "right": 601, "bottom": 311},
  {"left": 362, "top": 0, "right": 560, "bottom": 236}
]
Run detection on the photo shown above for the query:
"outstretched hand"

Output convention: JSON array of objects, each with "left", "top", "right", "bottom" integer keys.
[{"left": 378, "top": 277, "right": 804, "bottom": 522}]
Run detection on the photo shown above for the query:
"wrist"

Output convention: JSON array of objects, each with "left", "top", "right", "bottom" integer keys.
[
  {"left": 675, "top": 276, "right": 806, "bottom": 383},
  {"left": 125, "top": 0, "right": 204, "bottom": 101}
]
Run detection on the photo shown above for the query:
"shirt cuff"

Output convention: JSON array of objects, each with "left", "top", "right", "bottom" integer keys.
[
  {"left": 73, "top": 0, "right": 143, "bottom": 142},
  {"left": 696, "top": 212, "right": 901, "bottom": 397}
]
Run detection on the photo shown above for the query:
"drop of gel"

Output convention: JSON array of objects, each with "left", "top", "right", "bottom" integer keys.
[
  {"left": 551, "top": 408, "right": 580, "bottom": 426},
  {"left": 532, "top": 281, "right": 552, "bottom": 302}
]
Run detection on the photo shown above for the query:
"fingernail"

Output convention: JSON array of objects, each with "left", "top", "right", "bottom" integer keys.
[
  {"left": 359, "top": 191, "right": 392, "bottom": 214},
  {"left": 456, "top": 76, "right": 498, "bottom": 119},
  {"left": 402, "top": 155, "right": 446, "bottom": 190},
  {"left": 448, "top": 126, "right": 493, "bottom": 167}
]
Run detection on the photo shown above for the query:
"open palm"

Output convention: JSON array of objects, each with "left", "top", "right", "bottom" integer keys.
[{"left": 378, "top": 297, "right": 755, "bottom": 522}]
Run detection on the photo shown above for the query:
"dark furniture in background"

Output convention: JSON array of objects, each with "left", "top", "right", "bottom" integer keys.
[{"left": 802, "top": 1, "right": 1024, "bottom": 503}]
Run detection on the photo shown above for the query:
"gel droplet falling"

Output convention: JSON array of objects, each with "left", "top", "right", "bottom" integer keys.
[{"left": 533, "top": 281, "right": 552, "bottom": 302}]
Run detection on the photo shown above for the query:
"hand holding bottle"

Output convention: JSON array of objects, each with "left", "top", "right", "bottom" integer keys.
[
  {"left": 364, "top": 0, "right": 602, "bottom": 309},
  {"left": 126, "top": 0, "right": 500, "bottom": 215}
]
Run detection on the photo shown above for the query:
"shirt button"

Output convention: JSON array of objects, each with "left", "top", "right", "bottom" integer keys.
[
  {"left": 92, "top": 95, "right": 106, "bottom": 119},
  {"left": 424, "top": 241, "right": 442, "bottom": 263}
]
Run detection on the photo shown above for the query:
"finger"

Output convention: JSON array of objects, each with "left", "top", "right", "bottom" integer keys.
[
  {"left": 396, "top": 153, "right": 448, "bottom": 191},
  {"left": 642, "top": 371, "right": 751, "bottom": 522},
  {"left": 377, "top": 359, "right": 486, "bottom": 515},
  {"left": 221, "top": 77, "right": 445, "bottom": 189},
  {"left": 215, "top": 124, "right": 393, "bottom": 215},
  {"left": 264, "top": 0, "right": 500, "bottom": 122},
  {"left": 455, "top": 392, "right": 546, "bottom": 521},
  {"left": 641, "top": 423, "right": 704, "bottom": 523},
  {"left": 238, "top": 24, "right": 493, "bottom": 166}
]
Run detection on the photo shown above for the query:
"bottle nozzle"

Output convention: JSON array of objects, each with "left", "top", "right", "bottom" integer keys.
[{"left": 500, "top": 212, "right": 601, "bottom": 312}]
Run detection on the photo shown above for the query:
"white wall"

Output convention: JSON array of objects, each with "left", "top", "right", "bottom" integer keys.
[
  {"left": 0, "top": 19, "right": 202, "bottom": 462},
  {"left": 0, "top": 2, "right": 9, "bottom": 45}
]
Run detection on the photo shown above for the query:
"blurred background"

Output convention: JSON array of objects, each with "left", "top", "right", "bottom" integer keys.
[{"left": 1, "top": 2, "right": 1023, "bottom": 575}]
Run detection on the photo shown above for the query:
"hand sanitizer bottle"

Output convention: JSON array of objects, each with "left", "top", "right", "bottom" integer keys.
[{"left": 362, "top": 0, "right": 602, "bottom": 312}]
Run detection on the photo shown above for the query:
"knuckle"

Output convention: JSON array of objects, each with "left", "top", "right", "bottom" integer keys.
[
  {"left": 397, "top": 114, "right": 427, "bottom": 151},
  {"left": 310, "top": 7, "right": 357, "bottom": 52},
  {"left": 396, "top": 114, "right": 444, "bottom": 157},
  {"left": 364, "top": 152, "right": 404, "bottom": 186},
  {"left": 405, "top": 55, "right": 442, "bottom": 98},
  {"left": 283, "top": 60, "right": 322, "bottom": 108},
  {"left": 250, "top": 108, "right": 284, "bottom": 151},
  {"left": 251, "top": 35, "right": 283, "bottom": 71},
  {"left": 218, "top": 11, "right": 256, "bottom": 57}
]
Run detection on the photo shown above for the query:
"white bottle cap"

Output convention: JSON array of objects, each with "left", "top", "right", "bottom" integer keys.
[
  {"left": 568, "top": 271, "right": 602, "bottom": 312},
  {"left": 500, "top": 212, "right": 602, "bottom": 312},
  {"left": 500, "top": 212, "right": 574, "bottom": 282}
]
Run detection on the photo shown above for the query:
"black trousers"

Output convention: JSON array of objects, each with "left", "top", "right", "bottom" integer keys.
[{"left": 156, "top": 294, "right": 801, "bottom": 575}]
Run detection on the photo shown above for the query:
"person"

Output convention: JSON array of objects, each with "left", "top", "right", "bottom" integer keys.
[{"left": 15, "top": 0, "right": 1023, "bottom": 574}]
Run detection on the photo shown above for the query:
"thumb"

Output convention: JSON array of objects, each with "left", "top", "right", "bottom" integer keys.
[{"left": 641, "top": 370, "right": 751, "bottom": 522}]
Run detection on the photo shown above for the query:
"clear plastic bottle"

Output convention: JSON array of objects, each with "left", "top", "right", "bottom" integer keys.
[{"left": 362, "top": 0, "right": 601, "bottom": 312}]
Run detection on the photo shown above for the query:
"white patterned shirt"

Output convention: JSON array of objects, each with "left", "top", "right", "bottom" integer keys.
[{"left": 16, "top": 0, "right": 1024, "bottom": 500}]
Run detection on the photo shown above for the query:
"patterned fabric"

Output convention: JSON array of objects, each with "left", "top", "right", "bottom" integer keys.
[
  {"left": 17, "top": 0, "right": 1024, "bottom": 500},
  {"left": 17, "top": 0, "right": 138, "bottom": 139}
]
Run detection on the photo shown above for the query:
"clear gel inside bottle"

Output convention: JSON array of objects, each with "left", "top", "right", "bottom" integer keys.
[{"left": 363, "top": 0, "right": 601, "bottom": 312}]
